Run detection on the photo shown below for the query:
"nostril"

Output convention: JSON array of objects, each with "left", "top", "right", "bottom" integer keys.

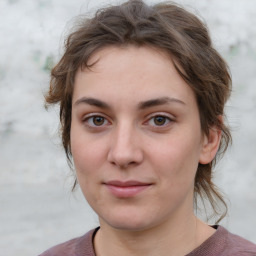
[
  {"left": 107, "top": 148, "right": 143, "bottom": 168},
  {"left": 117, "top": 160, "right": 138, "bottom": 169}
]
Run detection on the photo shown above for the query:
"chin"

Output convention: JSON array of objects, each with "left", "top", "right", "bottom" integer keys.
[
  {"left": 99, "top": 210, "right": 160, "bottom": 232},
  {"left": 106, "top": 220, "right": 152, "bottom": 232}
]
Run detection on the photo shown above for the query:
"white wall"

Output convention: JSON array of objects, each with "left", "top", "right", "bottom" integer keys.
[{"left": 0, "top": 0, "right": 255, "bottom": 255}]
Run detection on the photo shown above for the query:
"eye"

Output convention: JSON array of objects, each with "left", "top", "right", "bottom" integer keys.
[
  {"left": 147, "top": 115, "right": 172, "bottom": 127},
  {"left": 152, "top": 116, "right": 168, "bottom": 126},
  {"left": 83, "top": 115, "right": 109, "bottom": 127}
]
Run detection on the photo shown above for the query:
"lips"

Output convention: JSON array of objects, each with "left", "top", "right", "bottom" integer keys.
[{"left": 103, "top": 180, "right": 152, "bottom": 198}]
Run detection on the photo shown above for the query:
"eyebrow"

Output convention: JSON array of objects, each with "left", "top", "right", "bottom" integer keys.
[
  {"left": 74, "top": 96, "right": 185, "bottom": 109},
  {"left": 74, "top": 97, "right": 111, "bottom": 109},
  {"left": 138, "top": 97, "right": 185, "bottom": 109}
]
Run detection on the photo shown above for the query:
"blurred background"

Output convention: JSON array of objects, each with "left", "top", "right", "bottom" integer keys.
[{"left": 0, "top": 0, "right": 255, "bottom": 255}]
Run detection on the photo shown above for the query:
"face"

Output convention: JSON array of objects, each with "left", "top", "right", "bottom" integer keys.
[{"left": 71, "top": 46, "right": 209, "bottom": 231}]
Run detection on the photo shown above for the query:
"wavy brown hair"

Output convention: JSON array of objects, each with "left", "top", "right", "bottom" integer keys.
[{"left": 45, "top": 0, "right": 232, "bottom": 223}]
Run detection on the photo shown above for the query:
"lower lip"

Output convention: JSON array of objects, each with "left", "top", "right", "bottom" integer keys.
[{"left": 105, "top": 184, "right": 151, "bottom": 198}]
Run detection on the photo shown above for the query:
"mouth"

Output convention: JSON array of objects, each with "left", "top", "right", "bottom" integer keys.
[{"left": 103, "top": 180, "right": 152, "bottom": 198}]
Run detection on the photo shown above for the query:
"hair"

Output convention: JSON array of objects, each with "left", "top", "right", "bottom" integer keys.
[{"left": 45, "top": 0, "right": 232, "bottom": 223}]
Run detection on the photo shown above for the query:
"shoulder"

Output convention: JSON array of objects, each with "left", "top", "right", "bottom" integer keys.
[
  {"left": 187, "top": 225, "right": 256, "bottom": 256},
  {"left": 38, "top": 228, "right": 98, "bottom": 256},
  {"left": 223, "top": 227, "right": 256, "bottom": 255},
  {"left": 39, "top": 236, "right": 80, "bottom": 256}
]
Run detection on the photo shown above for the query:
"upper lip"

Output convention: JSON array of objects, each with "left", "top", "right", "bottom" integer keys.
[{"left": 104, "top": 180, "right": 152, "bottom": 187}]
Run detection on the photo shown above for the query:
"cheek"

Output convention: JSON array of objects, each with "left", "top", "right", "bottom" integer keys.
[
  {"left": 71, "top": 139, "right": 103, "bottom": 175},
  {"left": 71, "top": 121, "right": 101, "bottom": 163},
  {"left": 70, "top": 125, "right": 93, "bottom": 178},
  {"left": 70, "top": 132, "right": 102, "bottom": 202},
  {"left": 70, "top": 124, "right": 110, "bottom": 192},
  {"left": 150, "top": 131, "right": 202, "bottom": 184}
]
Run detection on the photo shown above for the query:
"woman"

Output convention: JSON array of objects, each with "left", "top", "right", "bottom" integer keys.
[{"left": 40, "top": 0, "right": 256, "bottom": 255}]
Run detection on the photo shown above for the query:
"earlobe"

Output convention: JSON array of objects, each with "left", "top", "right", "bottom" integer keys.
[{"left": 199, "top": 126, "right": 221, "bottom": 165}]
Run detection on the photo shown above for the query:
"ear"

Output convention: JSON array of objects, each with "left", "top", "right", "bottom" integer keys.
[{"left": 199, "top": 125, "right": 222, "bottom": 165}]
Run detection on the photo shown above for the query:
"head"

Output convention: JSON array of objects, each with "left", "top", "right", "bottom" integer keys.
[{"left": 45, "top": 0, "right": 232, "bottom": 223}]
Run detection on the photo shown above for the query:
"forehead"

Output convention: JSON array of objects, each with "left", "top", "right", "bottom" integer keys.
[
  {"left": 73, "top": 45, "right": 196, "bottom": 107},
  {"left": 85, "top": 45, "right": 177, "bottom": 79}
]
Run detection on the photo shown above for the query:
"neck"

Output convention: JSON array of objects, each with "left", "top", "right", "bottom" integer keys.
[{"left": 94, "top": 213, "right": 215, "bottom": 256}]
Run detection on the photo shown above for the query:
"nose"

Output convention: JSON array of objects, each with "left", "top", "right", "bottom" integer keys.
[{"left": 107, "top": 123, "right": 143, "bottom": 168}]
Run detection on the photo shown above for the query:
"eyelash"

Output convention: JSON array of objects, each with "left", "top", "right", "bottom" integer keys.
[
  {"left": 82, "top": 113, "right": 174, "bottom": 129},
  {"left": 82, "top": 114, "right": 111, "bottom": 128},
  {"left": 142, "top": 112, "right": 175, "bottom": 130},
  {"left": 146, "top": 114, "right": 173, "bottom": 127}
]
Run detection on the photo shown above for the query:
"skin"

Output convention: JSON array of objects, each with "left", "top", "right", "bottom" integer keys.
[{"left": 71, "top": 46, "right": 221, "bottom": 256}]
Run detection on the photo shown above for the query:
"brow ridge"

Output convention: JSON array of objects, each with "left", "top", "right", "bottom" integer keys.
[
  {"left": 74, "top": 97, "right": 110, "bottom": 109},
  {"left": 138, "top": 97, "right": 185, "bottom": 109},
  {"left": 74, "top": 96, "right": 185, "bottom": 109}
]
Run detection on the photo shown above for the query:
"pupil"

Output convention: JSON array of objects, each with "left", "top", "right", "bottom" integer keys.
[
  {"left": 93, "top": 116, "right": 104, "bottom": 126},
  {"left": 154, "top": 116, "right": 166, "bottom": 125}
]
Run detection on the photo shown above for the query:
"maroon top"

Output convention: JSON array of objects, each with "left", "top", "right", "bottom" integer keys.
[{"left": 39, "top": 226, "right": 256, "bottom": 256}]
